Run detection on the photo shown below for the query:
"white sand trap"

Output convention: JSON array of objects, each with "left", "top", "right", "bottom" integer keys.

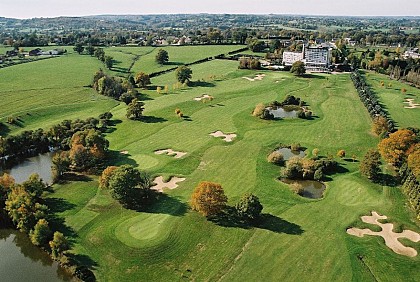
[
  {"left": 120, "top": 150, "right": 129, "bottom": 155},
  {"left": 347, "top": 211, "right": 420, "bottom": 257},
  {"left": 403, "top": 98, "right": 420, "bottom": 109},
  {"left": 209, "top": 130, "right": 237, "bottom": 142},
  {"left": 154, "top": 149, "right": 187, "bottom": 158},
  {"left": 242, "top": 74, "right": 266, "bottom": 82},
  {"left": 193, "top": 94, "right": 213, "bottom": 101},
  {"left": 150, "top": 176, "right": 186, "bottom": 192}
]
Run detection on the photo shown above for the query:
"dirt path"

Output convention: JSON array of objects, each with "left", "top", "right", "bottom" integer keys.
[{"left": 347, "top": 211, "right": 420, "bottom": 257}]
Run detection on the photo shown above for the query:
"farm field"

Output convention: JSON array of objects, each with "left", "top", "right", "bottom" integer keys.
[
  {"left": 1, "top": 47, "right": 419, "bottom": 281},
  {"left": 363, "top": 71, "right": 420, "bottom": 128}
]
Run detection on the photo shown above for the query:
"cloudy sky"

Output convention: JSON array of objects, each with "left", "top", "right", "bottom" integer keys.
[{"left": 1, "top": 0, "right": 419, "bottom": 19}]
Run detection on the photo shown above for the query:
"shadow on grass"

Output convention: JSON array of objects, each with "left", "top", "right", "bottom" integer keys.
[
  {"left": 142, "top": 193, "right": 188, "bottom": 217},
  {"left": 0, "top": 122, "right": 10, "bottom": 136},
  {"left": 68, "top": 253, "right": 98, "bottom": 269},
  {"left": 140, "top": 116, "right": 167, "bottom": 123},
  {"left": 107, "top": 150, "right": 138, "bottom": 167},
  {"left": 189, "top": 81, "right": 215, "bottom": 87},
  {"left": 45, "top": 197, "right": 76, "bottom": 213},
  {"left": 302, "top": 74, "right": 326, "bottom": 79},
  {"left": 209, "top": 207, "right": 304, "bottom": 235},
  {"left": 375, "top": 173, "right": 400, "bottom": 187}
]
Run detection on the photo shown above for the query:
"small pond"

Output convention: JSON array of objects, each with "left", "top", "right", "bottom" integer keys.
[
  {"left": 267, "top": 107, "right": 299, "bottom": 118},
  {"left": 276, "top": 147, "right": 306, "bottom": 160},
  {"left": 282, "top": 179, "right": 326, "bottom": 199},
  {"left": 8, "top": 152, "right": 54, "bottom": 184},
  {"left": 0, "top": 229, "right": 73, "bottom": 281}
]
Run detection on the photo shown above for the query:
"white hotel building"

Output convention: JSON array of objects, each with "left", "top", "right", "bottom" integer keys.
[{"left": 282, "top": 44, "right": 332, "bottom": 73}]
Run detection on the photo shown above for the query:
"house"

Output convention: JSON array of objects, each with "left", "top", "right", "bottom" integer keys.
[{"left": 404, "top": 48, "right": 420, "bottom": 59}]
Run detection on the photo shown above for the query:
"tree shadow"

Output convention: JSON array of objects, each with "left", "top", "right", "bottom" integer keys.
[
  {"left": 108, "top": 119, "right": 122, "bottom": 126},
  {"left": 45, "top": 197, "right": 76, "bottom": 213},
  {"left": 141, "top": 116, "right": 168, "bottom": 123},
  {"left": 209, "top": 207, "right": 304, "bottom": 235},
  {"left": 182, "top": 115, "right": 193, "bottom": 121},
  {"left": 58, "top": 173, "right": 93, "bottom": 183},
  {"left": 344, "top": 158, "right": 359, "bottom": 163},
  {"left": 165, "top": 61, "right": 183, "bottom": 66},
  {"left": 107, "top": 150, "right": 138, "bottom": 167},
  {"left": 375, "top": 173, "right": 400, "bottom": 187},
  {"left": 189, "top": 81, "right": 215, "bottom": 87},
  {"left": 142, "top": 193, "right": 188, "bottom": 216},
  {"left": 302, "top": 74, "right": 326, "bottom": 79},
  {"left": 0, "top": 122, "right": 10, "bottom": 136},
  {"left": 67, "top": 253, "right": 98, "bottom": 269}
]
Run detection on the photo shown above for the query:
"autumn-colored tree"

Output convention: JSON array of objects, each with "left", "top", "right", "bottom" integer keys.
[
  {"left": 135, "top": 72, "right": 151, "bottom": 88},
  {"left": 191, "top": 181, "right": 227, "bottom": 217},
  {"left": 99, "top": 166, "right": 118, "bottom": 189},
  {"left": 267, "top": 151, "right": 284, "bottom": 165},
  {"left": 372, "top": 116, "right": 390, "bottom": 136},
  {"left": 407, "top": 145, "right": 420, "bottom": 181},
  {"left": 337, "top": 150, "right": 346, "bottom": 158},
  {"left": 378, "top": 129, "right": 416, "bottom": 166},
  {"left": 360, "top": 149, "right": 382, "bottom": 181},
  {"left": 401, "top": 88, "right": 407, "bottom": 94},
  {"left": 312, "top": 148, "right": 320, "bottom": 157}
]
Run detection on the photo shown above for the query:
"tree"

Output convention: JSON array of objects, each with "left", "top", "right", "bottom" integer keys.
[
  {"left": 126, "top": 98, "right": 145, "bottom": 120},
  {"left": 30, "top": 218, "right": 51, "bottom": 246},
  {"left": 51, "top": 151, "right": 70, "bottom": 182},
  {"left": 99, "top": 166, "right": 118, "bottom": 189},
  {"left": 312, "top": 148, "right": 320, "bottom": 157},
  {"left": 94, "top": 48, "right": 105, "bottom": 62},
  {"left": 252, "top": 103, "right": 266, "bottom": 117},
  {"left": 105, "top": 56, "right": 113, "bottom": 69},
  {"left": 135, "top": 72, "right": 151, "bottom": 88},
  {"left": 176, "top": 66, "right": 192, "bottom": 84},
  {"left": 85, "top": 45, "right": 95, "bottom": 56},
  {"left": 235, "top": 193, "right": 263, "bottom": 221},
  {"left": 247, "top": 39, "right": 265, "bottom": 52},
  {"left": 191, "top": 181, "right": 227, "bottom": 217},
  {"left": 378, "top": 129, "right": 416, "bottom": 166},
  {"left": 107, "top": 165, "right": 151, "bottom": 208},
  {"left": 407, "top": 146, "right": 420, "bottom": 181},
  {"left": 291, "top": 61, "right": 306, "bottom": 76},
  {"left": 155, "top": 49, "right": 169, "bottom": 65},
  {"left": 372, "top": 116, "right": 390, "bottom": 136},
  {"left": 360, "top": 149, "right": 382, "bottom": 181},
  {"left": 401, "top": 88, "right": 407, "bottom": 94},
  {"left": 49, "top": 231, "right": 69, "bottom": 259},
  {"left": 73, "top": 43, "right": 84, "bottom": 54}
]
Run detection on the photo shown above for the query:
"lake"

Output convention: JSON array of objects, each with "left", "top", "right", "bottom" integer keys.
[{"left": 8, "top": 152, "right": 54, "bottom": 184}]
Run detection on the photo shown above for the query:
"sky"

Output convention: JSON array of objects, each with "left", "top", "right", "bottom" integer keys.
[{"left": 1, "top": 0, "right": 420, "bottom": 19}]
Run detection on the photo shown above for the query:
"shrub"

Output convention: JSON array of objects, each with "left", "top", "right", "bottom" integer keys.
[
  {"left": 314, "top": 169, "right": 324, "bottom": 181},
  {"left": 175, "top": 108, "right": 181, "bottom": 115},
  {"left": 312, "top": 148, "right": 320, "bottom": 157},
  {"left": 337, "top": 150, "right": 346, "bottom": 158},
  {"left": 252, "top": 103, "right": 266, "bottom": 117},
  {"left": 267, "top": 151, "right": 284, "bottom": 165},
  {"left": 290, "top": 143, "right": 302, "bottom": 151},
  {"left": 235, "top": 193, "right": 263, "bottom": 221}
]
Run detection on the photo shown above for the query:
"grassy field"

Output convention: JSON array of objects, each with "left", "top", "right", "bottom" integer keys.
[
  {"left": 1, "top": 47, "right": 419, "bottom": 281},
  {"left": 362, "top": 71, "right": 420, "bottom": 128},
  {"left": 39, "top": 58, "right": 419, "bottom": 281}
]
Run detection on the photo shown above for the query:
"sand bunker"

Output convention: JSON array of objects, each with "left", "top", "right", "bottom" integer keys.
[
  {"left": 347, "top": 211, "right": 420, "bottom": 257},
  {"left": 403, "top": 98, "right": 420, "bottom": 109},
  {"left": 193, "top": 94, "right": 213, "bottom": 101},
  {"left": 150, "top": 176, "right": 186, "bottom": 192},
  {"left": 242, "top": 74, "right": 266, "bottom": 82},
  {"left": 209, "top": 131, "right": 237, "bottom": 142},
  {"left": 120, "top": 150, "right": 129, "bottom": 155},
  {"left": 154, "top": 149, "right": 187, "bottom": 158}
]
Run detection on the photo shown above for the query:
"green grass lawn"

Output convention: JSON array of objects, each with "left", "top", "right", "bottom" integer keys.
[
  {"left": 0, "top": 52, "right": 118, "bottom": 135},
  {"left": 38, "top": 60, "right": 419, "bottom": 281},
  {"left": 362, "top": 71, "right": 420, "bottom": 128}
]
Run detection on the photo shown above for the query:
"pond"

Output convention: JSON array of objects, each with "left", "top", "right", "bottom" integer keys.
[
  {"left": 282, "top": 179, "right": 326, "bottom": 199},
  {"left": 276, "top": 147, "right": 306, "bottom": 160},
  {"left": 0, "top": 229, "right": 73, "bottom": 282},
  {"left": 8, "top": 152, "right": 54, "bottom": 184},
  {"left": 267, "top": 107, "right": 299, "bottom": 118}
]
